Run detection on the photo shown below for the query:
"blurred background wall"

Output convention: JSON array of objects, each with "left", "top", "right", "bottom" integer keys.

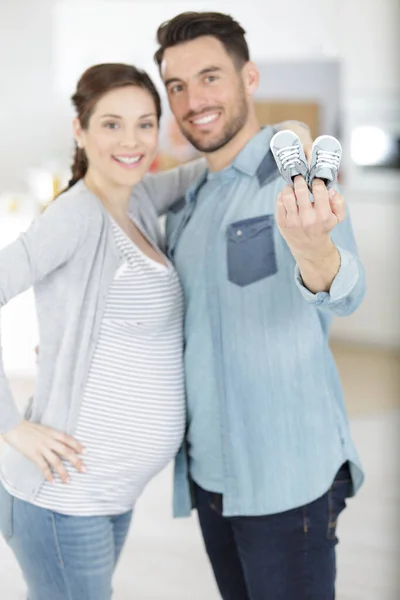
[{"left": 0, "top": 0, "right": 399, "bottom": 368}]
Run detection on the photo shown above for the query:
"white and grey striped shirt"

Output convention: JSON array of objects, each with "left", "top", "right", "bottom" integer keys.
[{"left": 32, "top": 219, "right": 185, "bottom": 515}]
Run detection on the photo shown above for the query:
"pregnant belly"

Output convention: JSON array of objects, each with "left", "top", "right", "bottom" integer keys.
[
  {"left": 75, "top": 386, "right": 185, "bottom": 471},
  {"left": 34, "top": 393, "right": 185, "bottom": 514}
]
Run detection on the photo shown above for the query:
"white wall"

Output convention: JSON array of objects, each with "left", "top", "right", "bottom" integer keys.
[
  {"left": 1, "top": 0, "right": 399, "bottom": 376},
  {"left": 0, "top": 0, "right": 56, "bottom": 191}
]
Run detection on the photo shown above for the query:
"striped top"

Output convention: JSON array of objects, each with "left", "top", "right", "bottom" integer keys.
[{"left": 30, "top": 218, "right": 185, "bottom": 515}]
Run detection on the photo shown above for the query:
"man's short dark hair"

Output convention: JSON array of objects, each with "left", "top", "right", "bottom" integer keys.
[{"left": 154, "top": 12, "right": 250, "bottom": 70}]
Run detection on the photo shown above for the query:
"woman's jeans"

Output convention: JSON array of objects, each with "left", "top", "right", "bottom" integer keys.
[{"left": 0, "top": 482, "right": 132, "bottom": 600}]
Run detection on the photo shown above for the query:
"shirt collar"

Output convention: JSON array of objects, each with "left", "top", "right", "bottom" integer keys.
[
  {"left": 186, "top": 125, "right": 275, "bottom": 202},
  {"left": 232, "top": 126, "right": 275, "bottom": 176},
  {"left": 186, "top": 168, "right": 209, "bottom": 203}
]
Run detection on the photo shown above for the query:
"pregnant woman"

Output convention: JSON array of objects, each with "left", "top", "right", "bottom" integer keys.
[{"left": 0, "top": 63, "right": 202, "bottom": 600}]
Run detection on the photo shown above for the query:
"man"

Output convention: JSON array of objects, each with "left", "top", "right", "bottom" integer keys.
[
  {"left": 150, "top": 11, "right": 365, "bottom": 600},
  {"left": 147, "top": 12, "right": 364, "bottom": 600}
]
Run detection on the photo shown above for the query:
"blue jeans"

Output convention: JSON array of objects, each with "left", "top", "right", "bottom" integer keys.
[
  {"left": 194, "top": 463, "right": 352, "bottom": 600},
  {"left": 0, "top": 483, "right": 132, "bottom": 600}
]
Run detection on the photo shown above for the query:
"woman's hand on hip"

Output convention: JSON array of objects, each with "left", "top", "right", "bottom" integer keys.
[{"left": 2, "top": 420, "right": 86, "bottom": 483}]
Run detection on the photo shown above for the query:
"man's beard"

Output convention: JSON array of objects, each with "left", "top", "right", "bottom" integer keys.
[{"left": 178, "top": 87, "right": 249, "bottom": 154}]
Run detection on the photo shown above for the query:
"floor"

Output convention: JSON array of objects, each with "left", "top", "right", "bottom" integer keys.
[{"left": 0, "top": 342, "right": 399, "bottom": 599}]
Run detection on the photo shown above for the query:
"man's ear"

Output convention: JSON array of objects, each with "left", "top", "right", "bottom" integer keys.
[
  {"left": 242, "top": 61, "right": 259, "bottom": 96},
  {"left": 73, "top": 117, "right": 84, "bottom": 149}
]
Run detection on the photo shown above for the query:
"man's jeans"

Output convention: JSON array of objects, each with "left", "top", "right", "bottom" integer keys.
[
  {"left": 194, "top": 463, "right": 352, "bottom": 600},
  {"left": 0, "top": 482, "right": 132, "bottom": 600}
]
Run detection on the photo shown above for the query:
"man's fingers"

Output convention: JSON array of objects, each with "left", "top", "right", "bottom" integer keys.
[
  {"left": 281, "top": 184, "right": 299, "bottom": 225},
  {"left": 276, "top": 192, "right": 287, "bottom": 223},
  {"left": 311, "top": 179, "right": 331, "bottom": 218},
  {"left": 328, "top": 188, "right": 346, "bottom": 223},
  {"left": 293, "top": 175, "right": 313, "bottom": 213}
]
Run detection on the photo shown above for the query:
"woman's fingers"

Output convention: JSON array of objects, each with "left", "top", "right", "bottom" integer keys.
[
  {"left": 35, "top": 453, "right": 54, "bottom": 483},
  {"left": 3, "top": 420, "right": 86, "bottom": 483},
  {"left": 52, "top": 441, "right": 86, "bottom": 473},
  {"left": 51, "top": 429, "right": 85, "bottom": 455},
  {"left": 42, "top": 448, "right": 70, "bottom": 483}
]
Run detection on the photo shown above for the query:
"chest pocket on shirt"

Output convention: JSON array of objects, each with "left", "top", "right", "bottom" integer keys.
[{"left": 227, "top": 215, "right": 277, "bottom": 287}]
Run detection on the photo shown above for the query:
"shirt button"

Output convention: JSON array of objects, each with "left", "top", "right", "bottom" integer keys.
[{"left": 237, "top": 230, "right": 243, "bottom": 237}]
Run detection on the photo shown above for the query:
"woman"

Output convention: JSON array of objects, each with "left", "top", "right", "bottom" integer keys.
[
  {"left": 0, "top": 63, "right": 312, "bottom": 599},
  {"left": 0, "top": 63, "right": 203, "bottom": 600}
]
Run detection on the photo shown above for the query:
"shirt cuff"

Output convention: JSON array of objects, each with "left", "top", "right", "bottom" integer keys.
[{"left": 294, "top": 246, "right": 359, "bottom": 306}]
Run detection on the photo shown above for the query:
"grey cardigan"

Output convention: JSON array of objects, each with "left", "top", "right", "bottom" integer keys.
[{"left": 0, "top": 160, "right": 205, "bottom": 500}]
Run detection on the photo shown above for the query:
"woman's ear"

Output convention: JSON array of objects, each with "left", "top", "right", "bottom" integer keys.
[{"left": 73, "top": 117, "right": 84, "bottom": 149}]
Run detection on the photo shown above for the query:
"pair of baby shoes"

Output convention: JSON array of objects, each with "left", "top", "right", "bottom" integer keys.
[{"left": 270, "top": 129, "right": 342, "bottom": 191}]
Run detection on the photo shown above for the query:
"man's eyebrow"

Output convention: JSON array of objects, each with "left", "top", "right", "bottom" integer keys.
[
  {"left": 164, "top": 66, "right": 222, "bottom": 87},
  {"left": 199, "top": 66, "right": 222, "bottom": 76},
  {"left": 164, "top": 77, "right": 182, "bottom": 88}
]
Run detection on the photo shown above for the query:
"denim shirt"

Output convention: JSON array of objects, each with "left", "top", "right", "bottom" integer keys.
[
  {"left": 172, "top": 173, "right": 227, "bottom": 494},
  {"left": 166, "top": 127, "right": 366, "bottom": 518}
]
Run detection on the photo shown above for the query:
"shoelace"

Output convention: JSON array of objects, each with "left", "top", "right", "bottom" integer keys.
[
  {"left": 315, "top": 149, "right": 340, "bottom": 170},
  {"left": 276, "top": 146, "right": 301, "bottom": 170}
]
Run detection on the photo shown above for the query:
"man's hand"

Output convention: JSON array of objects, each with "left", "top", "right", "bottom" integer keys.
[
  {"left": 3, "top": 421, "right": 86, "bottom": 483},
  {"left": 276, "top": 176, "right": 346, "bottom": 293}
]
